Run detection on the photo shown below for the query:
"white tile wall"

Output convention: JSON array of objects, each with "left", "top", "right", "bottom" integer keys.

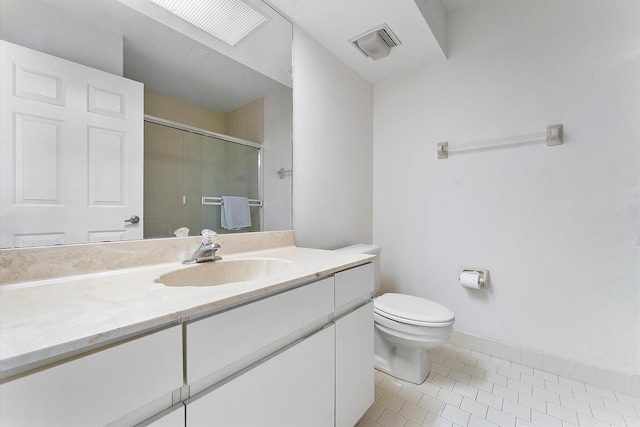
[{"left": 449, "top": 330, "right": 639, "bottom": 397}]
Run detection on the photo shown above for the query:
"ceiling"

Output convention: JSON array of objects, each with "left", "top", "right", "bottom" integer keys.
[
  {"left": 442, "top": 0, "right": 477, "bottom": 12},
  {"left": 266, "top": 0, "right": 475, "bottom": 84},
  {"left": 28, "top": 0, "right": 289, "bottom": 113},
  {"left": 9, "top": 0, "right": 477, "bottom": 111}
]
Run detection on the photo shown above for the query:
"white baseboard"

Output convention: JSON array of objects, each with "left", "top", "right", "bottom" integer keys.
[{"left": 450, "top": 329, "right": 640, "bottom": 398}]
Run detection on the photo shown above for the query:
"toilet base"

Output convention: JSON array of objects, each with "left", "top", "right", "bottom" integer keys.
[
  {"left": 374, "top": 352, "right": 431, "bottom": 384},
  {"left": 374, "top": 330, "right": 431, "bottom": 384}
]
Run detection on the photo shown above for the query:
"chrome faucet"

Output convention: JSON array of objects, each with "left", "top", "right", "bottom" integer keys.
[{"left": 183, "top": 229, "right": 221, "bottom": 264}]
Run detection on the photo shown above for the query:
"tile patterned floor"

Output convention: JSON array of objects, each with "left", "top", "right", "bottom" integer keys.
[{"left": 357, "top": 343, "right": 640, "bottom": 427}]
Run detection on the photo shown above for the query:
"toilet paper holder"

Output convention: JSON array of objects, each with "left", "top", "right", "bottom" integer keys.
[{"left": 460, "top": 268, "right": 489, "bottom": 288}]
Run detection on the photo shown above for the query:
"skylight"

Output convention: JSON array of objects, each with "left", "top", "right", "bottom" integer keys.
[{"left": 148, "top": 0, "right": 267, "bottom": 46}]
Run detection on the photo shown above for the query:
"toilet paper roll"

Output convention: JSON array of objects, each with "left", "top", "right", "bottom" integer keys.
[{"left": 460, "top": 271, "right": 482, "bottom": 289}]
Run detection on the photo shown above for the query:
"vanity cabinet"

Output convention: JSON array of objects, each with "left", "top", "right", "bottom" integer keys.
[
  {"left": 0, "top": 325, "right": 183, "bottom": 427},
  {"left": 0, "top": 259, "right": 374, "bottom": 427},
  {"left": 184, "top": 263, "right": 375, "bottom": 427}
]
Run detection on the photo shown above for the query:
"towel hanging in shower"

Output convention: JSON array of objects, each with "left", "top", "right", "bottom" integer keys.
[{"left": 221, "top": 196, "right": 252, "bottom": 230}]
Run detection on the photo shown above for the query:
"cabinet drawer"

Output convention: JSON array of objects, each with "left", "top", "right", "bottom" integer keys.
[
  {"left": 185, "top": 277, "right": 334, "bottom": 385},
  {"left": 334, "top": 263, "right": 374, "bottom": 313},
  {"left": 145, "top": 404, "right": 185, "bottom": 427},
  {"left": 186, "top": 325, "right": 335, "bottom": 427},
  {"left": 0, "top": 326, "right": 183, "bottom": 427}
]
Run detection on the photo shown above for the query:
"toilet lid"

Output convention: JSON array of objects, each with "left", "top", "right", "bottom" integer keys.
[{"left": 374, "top": 293, "right": 455, "bottom": 326}]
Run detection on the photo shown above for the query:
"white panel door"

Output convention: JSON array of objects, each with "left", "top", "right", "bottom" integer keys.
[{"left": 0, "top": 40, "right": 144, "bottom": 248}]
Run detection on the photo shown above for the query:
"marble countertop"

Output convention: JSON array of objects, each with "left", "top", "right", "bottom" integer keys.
[{"left": 0, "top": 246, "right": 373, "bottom": 379}]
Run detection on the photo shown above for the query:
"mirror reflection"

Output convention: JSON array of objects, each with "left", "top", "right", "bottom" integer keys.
[
  {"left": 144, "top": 119, "right": 262, "bottom": 238},
  {"left": 0, "top": 0, "right": 293, "bottom": 249}
]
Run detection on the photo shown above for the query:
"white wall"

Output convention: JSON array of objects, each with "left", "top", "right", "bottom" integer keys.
[
  {"left": 292, "top": 27, "right": 374, "bottom": 249},
  {"left": 373, "top": 0, "right": 639, "bottom": 374},
  {"left": 263, "top": 87, "right": 294, "bottom": 231}
]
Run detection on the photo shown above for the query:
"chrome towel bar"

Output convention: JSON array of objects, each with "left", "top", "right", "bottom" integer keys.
[
  {"left": 437, "top": 124, "right": 563, "bottom": 159},
  {"left": 202, "top": 197, "right": 263, "bottom": 207}
]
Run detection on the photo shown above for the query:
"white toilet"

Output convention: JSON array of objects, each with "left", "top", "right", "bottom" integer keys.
[{"left": 336, "top": 244, "right": 455, "bottom": 384}]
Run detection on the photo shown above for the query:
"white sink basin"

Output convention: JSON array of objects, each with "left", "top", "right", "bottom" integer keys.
[{"left": 156, "top": 258, "right": 294, "bottom": 287}]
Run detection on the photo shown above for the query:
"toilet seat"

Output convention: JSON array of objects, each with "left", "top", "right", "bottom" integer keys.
[{"left": 374, "top": 293, "right": 455, "bottom": 327}]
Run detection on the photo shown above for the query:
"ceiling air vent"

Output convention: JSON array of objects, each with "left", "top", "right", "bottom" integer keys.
[{"left": 350, "top": 24, "right": 401, "bottom": 60}]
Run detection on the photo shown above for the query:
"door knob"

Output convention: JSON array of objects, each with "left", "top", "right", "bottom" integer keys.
[{"left": 125, "top": 215, "right": 140, "bottom": 224}]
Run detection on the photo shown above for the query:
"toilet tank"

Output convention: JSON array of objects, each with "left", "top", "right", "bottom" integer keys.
[{"left": 334, "top": 244, "right": 381, "bottom": 294}]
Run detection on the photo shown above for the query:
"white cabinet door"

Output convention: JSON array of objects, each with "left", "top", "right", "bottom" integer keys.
[
  {"left": 0, "top": 40, "right": 144, "bottom": 248},
  {"left": 0, "top": 326, "right": 183, "bottom": 427},
  {"left": 335, "top": 302, "right": 375, "bottom": 427},
  {"left": 186, "top": 325, "right": 335, "bottom": 427},
  {"left": 185, "top": 276, "right": 334, "bottom": 391}
]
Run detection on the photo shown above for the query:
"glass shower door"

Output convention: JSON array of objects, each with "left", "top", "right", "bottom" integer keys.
[
  {"left": 200, "top": 134, "right": 261, "bottom": 234},
  {"left": 143, "top": 121, "right": 261, "bottom": 239}
]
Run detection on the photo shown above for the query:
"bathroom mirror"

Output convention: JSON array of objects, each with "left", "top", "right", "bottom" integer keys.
[{"left": 0, "top": 0, "right": 293, "bottom": 248}]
